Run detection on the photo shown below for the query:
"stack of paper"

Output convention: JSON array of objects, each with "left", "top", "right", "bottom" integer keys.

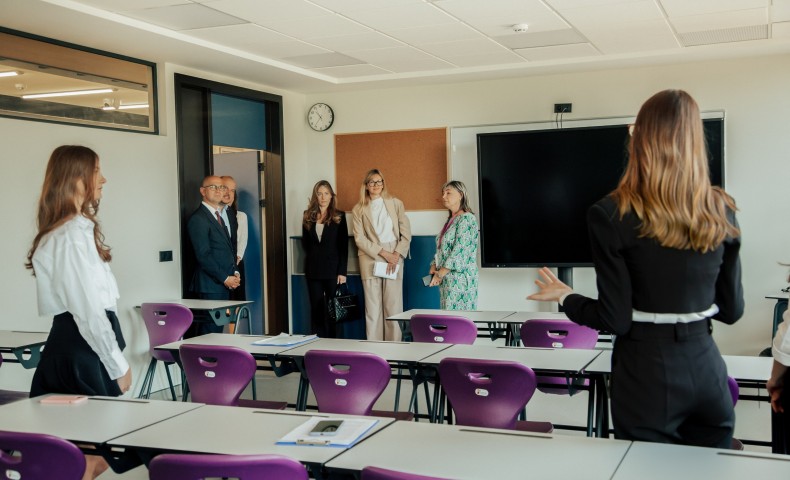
[
  {"left": 252, "top": 333, "right": 318, "bottom": 347},
  {"left": 276, "top": 417, "right": 379, "bottom": 448}
]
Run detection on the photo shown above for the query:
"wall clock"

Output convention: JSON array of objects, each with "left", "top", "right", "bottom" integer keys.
[{"left": 307, "top": 103, "right": 334, "bottom": 132}]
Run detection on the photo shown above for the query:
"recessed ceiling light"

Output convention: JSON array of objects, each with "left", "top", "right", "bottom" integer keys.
[
  {"left": 0, "top": 71, "right": 21, "bottom": 77},
  {"left": 22, "top": 88, "right": 115, "bottom": 99},
  {"left": 512, "top": 23, "right": 529, "bottom": 33}
]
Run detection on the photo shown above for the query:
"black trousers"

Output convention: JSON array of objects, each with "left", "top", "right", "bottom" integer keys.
[
  {"left": 773, "top": 369, "right": 790, "bottom": 454},
  {"left": 611, "top": 320, "right": 734, "bottom": 448},
  {"left": 307, "top": 278, "right": 338, "bottom": 339},
  {"left": 185, "top": 291, "right": 229, "bottom": 337}
]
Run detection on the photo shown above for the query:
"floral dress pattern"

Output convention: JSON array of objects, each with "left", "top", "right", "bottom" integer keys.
[{"left": 434, "top": 212, "right": 479, "bottom": 310}]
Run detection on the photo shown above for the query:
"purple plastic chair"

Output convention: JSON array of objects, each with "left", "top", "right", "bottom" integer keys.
[
  {"left": 362, "top": 466, "right": 450, "bottom": 480},
  {"left": 410, "top": 314, "right": 478, "bottom": 345},
  {"left": 0, "top": 356, "right": 29, "bottom": 405},
  {"left": 437, "top": 357, "right": 553, "bottom": 433},
  {"left": 0, "top": 430, "right": 86, "bottom": 480},
  {"left": 520, "top": 319, "right": 598, "bottom": 395},
  {"left": 148, "top": 453, "right": 307, "bottom": 480},
  {"left": 304, "top": 350, "right": 412, "bottom": 420},
  {"left": 179, "top": 344, "right": 287, "bottom": 410},
  {"left": 138, "top": 303, "right": 193, "bottom": 400}
]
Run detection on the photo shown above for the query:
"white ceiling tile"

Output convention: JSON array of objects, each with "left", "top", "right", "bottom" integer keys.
[
  {"left": 772, "top": 1, "right": 790, "bottom": 22},
  {"left": 659, "top": 0, "right": 770, "bottom": 17},
  {"left": 387, "top": 23, "right": 483, "bottom": 45},
  {"left": 186, "top": 23, "right": 293, "bottom": 44},
  {"left": 308, "top": 32, "right": 404, "bottom": 51},
  {"left": 202, "top": 0, "right": 330, "bottom": 23},
  {"left": 250, "top": 41, "right": 331, "bottom": 59},
  {"left": 311, "top": 64, "right": 395, "bottom": 78},
  {"left": 670, "top": 8, "right": 768, "bottom": 34},
  {"left": 76, "top": 0, "right": 189, "bottom": 10},
  {"left": 309, "top": 0, "right": 425, "bottom": 14},
  {"left": 582, "top": 19, "right": 680, "bottom": 53},
  {"left": 419, "top": 38, "right": 512, "bottom": 57},
  {"left": 119, "top": 3, "right": 246, "bottom": 30},
  {"left": 546, "top": 0, "right": 645, "bottom": 8},
  {"left": 439, "top": 50, "right": 527, "bottom": 67},
  {"left": 282, "top": 52, "right": 365, "bottom": 68},
  {"left": 773, "top": 21, "right": 790, "bottom": 37},
  {"left": 514, "top": 42, "right": 600, "bottom": 61},
  {"left": 435, "top": 0, "right": 569, "bottom": 35},
  {"left": 558, "top": 0, "right": 664, "bottom": 28},
  {"left": 262, "top": 13, "right": 370, "bottom": 39},
  {"left": 342, "top": 3, "right": 457, "bottom": 31},
  {"left": 346, "top": 46, "right": 455, "bottom": 72},
  {"left": 494, "top": 29, "right": 587, "bottom": 49}
]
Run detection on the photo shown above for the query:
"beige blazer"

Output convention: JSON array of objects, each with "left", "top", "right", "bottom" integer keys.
[{"left": 351, "top": 197, "right": 411, "bottom": 280}]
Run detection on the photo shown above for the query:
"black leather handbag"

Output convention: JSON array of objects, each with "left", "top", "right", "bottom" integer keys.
[{"left": 327, "top": 284, "right": 361, "bottom": 323}]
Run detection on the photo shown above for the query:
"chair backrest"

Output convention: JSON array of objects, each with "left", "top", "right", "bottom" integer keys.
[
  {"left": 520, "top": 319, "right": 598, "bottom": 395},
  {"left": 519, "top": 319, "right": 598, "bottom": 349},
  {"left": 438, "top": 357, "right": 537, "bottom": 430},
  {"left": 141, "top": 303, "right": 193, "bottom": 362},
  {"left": 304, "top": 350, "right": 391, "bottom": 415},
  {"left": 727, "top": 376, "right": 739, "bottom": 406},
  {"left": 179, "top": 344, "right": 256, "bottom": 406},
  {"left": 148, "top": 453, "right": 308, "bottom": 480},
  {"left": 410, "top": 314, "right": 477, "bottom": 345},
  {"left": 0, "top": 430, "right": 86, "bottom": 480},
  {"left": 362, "top": 466, "right": 450, "bottom": 480}
]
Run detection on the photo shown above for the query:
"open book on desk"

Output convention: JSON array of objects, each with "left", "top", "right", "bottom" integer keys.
[
  {"left": 252, "top": 333, "right": 317, "bottom": 347},
  {"left": 276, "top": 417, "right": 378, "bottom": 448}
]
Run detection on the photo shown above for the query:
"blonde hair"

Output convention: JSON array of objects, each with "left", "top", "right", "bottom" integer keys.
[
  {"left": 26, "top": 145, "right": 111, "bottom": 272},
  {"left": 612, "top": 89, "right": 738, "bottom": 253},
  {"left": 303, "top": 180, "right": 341, "bottom": 230},
  {"left": 357, "top": 169, "right": 390, "bottom": 206}
]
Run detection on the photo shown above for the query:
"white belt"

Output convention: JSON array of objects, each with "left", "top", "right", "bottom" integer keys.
[{"left": 632, "top": 304, "right": 718, "bottom": 324}]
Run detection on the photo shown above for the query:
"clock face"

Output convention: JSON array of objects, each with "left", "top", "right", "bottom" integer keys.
[{"left": 308, "top": 103, "right": 334, "bottom": 132}]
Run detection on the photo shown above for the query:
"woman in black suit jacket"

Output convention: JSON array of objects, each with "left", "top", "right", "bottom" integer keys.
[
  {"left": 529, "top": 89, "right": 743, "bottom": 448},
  {"left": 302, "top": 180, "right": 348, "bottom": 338}
]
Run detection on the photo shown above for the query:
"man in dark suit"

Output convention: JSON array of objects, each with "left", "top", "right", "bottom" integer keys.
[{"left": 187, "top": 175, "right": 240, "bottom": 334}]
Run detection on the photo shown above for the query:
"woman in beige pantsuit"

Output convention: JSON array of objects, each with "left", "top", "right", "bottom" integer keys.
[{"left": 352, "top": 169, "right": 411, "bottom": 341}]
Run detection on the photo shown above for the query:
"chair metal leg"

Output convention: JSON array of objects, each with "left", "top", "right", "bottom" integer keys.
[
  {"left": 137, "top": 358, "right": 157, "bottom": 399},
  {"left": 163, "top": 362, "right": 176, "bottom": 401},
  {"left": 393, "top": 367, "right": 402, "bottom": 412}
]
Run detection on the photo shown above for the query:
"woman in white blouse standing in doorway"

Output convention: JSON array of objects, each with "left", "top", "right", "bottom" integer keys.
[
  {"left": 352, "top": 169, "right": 411, "bottom": 341},
  {"left": 26, "top": 145, "right": 131, "bottom": 479}
]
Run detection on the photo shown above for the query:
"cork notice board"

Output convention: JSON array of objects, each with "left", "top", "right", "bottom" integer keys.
[{"left": 334, "top": 128, "right": 448, "bottom": 212}]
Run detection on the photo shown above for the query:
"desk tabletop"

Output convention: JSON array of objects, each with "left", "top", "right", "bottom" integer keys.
[
  {"left": 276, "top": 338, "right": 453, "bottom": 364},
  {"left": 419, "top": 343, "right": 603, "bottom": 373},
  {"left": 108, "top": 405, "right": 395, "bottom": 465},
  {"left": 765, "top": 292, "right": 789, "bottom": 300},
  {"left": 585, "top": 351, "right": 771, "bottom": 383},
  {"left": 0, "top": 330, "right": 48, "bottom": 350},
  {"left": 612, "top": 441, "right": 790, "bottom": 479},
  {"left": 326, "top": 420, "right": 630, "bottom": 479},
  {"left": 0, "top": 396, "right": 202, "bottom": 445},
  {"left": 144, "top": 299, "right": 254, "bottom": 310},
  {"left": 502, "top": 311, "right": 570, "bottom": 324},
  {"left": 155, "top": 333, "right": 318, "bottom": 357},
  {"left": 387, "top": 309, "right": 515, "bottom": 323}
]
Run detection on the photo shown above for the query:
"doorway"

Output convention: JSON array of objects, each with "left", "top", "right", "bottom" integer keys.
[{"left": 174, "top": 74, "right": 287, "bottom": 335}]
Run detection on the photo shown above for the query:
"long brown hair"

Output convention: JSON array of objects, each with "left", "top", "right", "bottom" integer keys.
[
  {"left": 357, "top": 168, "right": 390, "bottom": 207},
  {"left": 26, "top": 145, "right": 111, "bottom": 272},
  {"left": 612, "top": 89, "right": 738, "bottom": 253},
  {"left": 303, "top": 180, "right": 341, "bottom": 230}
]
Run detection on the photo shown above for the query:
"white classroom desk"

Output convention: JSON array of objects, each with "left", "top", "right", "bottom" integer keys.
[
  {"left": 612, "top": 440, "right": 790, "bottom": 479},
  {"left": 277, "top": 338, "right": 453, "bottom": 411},
  {"left": 142, "top": 299, "right": 254, "bottom": 330},
  {"left": 325, "top": 420, "right": 631, "bottom": 480},
  {"left": 386, "top": 308, "right": 515, "bottom": 323},
  {"left": 419, "top": 343, "right": 603, "bottom": 373},
  {"left": 107, "top": 405, "right": 395, "bottom": 476},
  {"left": 0, "top": 330, "right": 48, "bottom": 368},
  {"left": 0, "top": 395, "right": 202, "bottom": 446}
]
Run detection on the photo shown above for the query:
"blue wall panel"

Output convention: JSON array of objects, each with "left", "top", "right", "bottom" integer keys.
[{"left": 211, "top": 93, "right": 266, "bottom": 150}]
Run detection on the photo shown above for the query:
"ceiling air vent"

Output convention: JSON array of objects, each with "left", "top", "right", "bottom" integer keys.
[{"left": 679, "top": 24, "right": 768, "bottom": 47}]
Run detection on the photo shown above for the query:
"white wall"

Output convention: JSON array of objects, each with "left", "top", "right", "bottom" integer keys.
[
  {"left": 0, "top": 63, "right": 306, "bottom": 392},
  {"left": 295, "top": 54, "right": 790, "bottom": 355}
]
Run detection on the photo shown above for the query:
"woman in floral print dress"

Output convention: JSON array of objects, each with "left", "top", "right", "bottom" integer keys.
[{"left": 428, "top": 180, "right": 479, "bottom": 309}]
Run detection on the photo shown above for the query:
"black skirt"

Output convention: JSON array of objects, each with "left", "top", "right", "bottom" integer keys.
[{"left": 30, "top": 310, "right": 126, "bottom": 397}]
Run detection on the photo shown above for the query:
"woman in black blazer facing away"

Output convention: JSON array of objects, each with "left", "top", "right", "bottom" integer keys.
[
  {"left": 529, "top": 89, "right": 743, "bottom": 448},
  {"left": 302, "top": 180, "right": 348, "bottom": 339}
]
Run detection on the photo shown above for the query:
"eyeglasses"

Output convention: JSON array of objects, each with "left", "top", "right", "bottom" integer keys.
[
  {"left": 202, "top": 184, "right": 228, "bottom": 191},
  {"left": 367, "top": 180, "right": 384, "bottom": 187}
]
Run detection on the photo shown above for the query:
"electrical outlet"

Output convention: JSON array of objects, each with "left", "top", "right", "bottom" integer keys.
[
  {"left": 554, "top": 103, "right": 572, "bottom": 113},
  {"left": 159, "top": 250, "right": 173, "bottom": 262}
]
